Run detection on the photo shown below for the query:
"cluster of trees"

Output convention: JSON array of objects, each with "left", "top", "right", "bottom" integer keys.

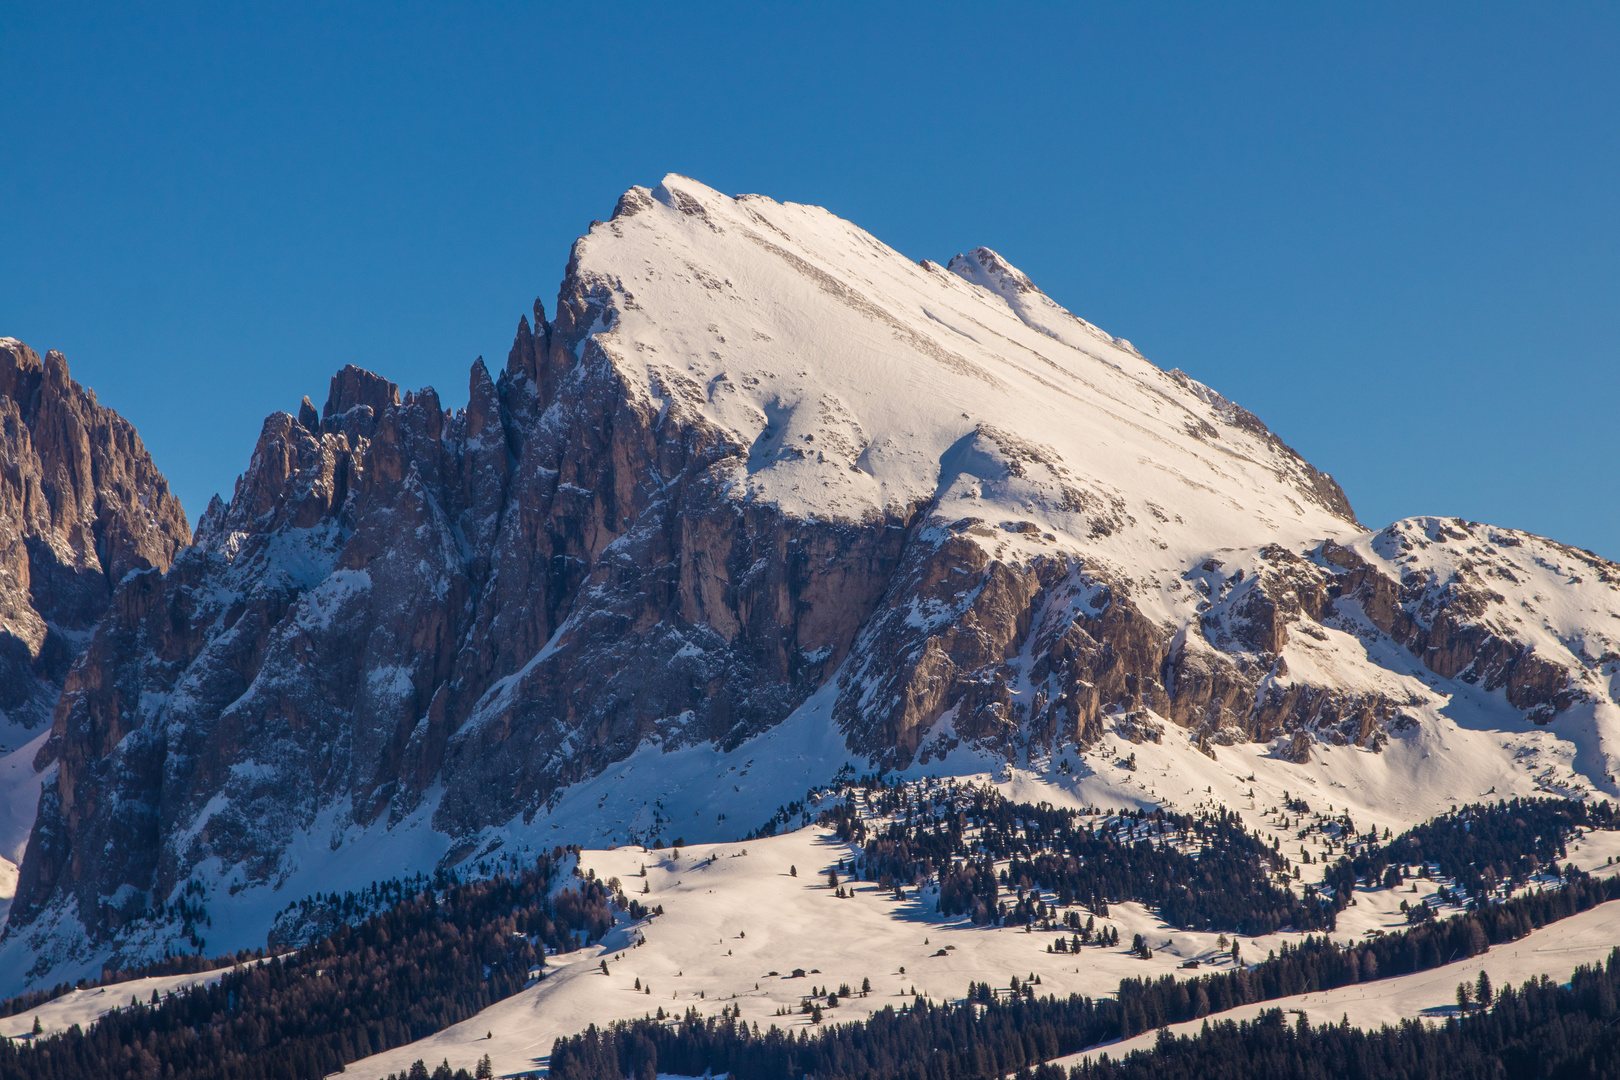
[
  {"left": 376, "top": 1055, "right": 494, "bottom": 1080},
  {"left": 1105, "top": 871, "right": 1619, "bottom": 1038},
  {"left": 1046, "top": 914, "right": 1121, "bottom": 952},
  {"left": 1, "top": 869, "right": 517, "bottom": 1020},
  {"left": 265, "top": 867, "right": 489, "bottom": 951},
  {"left": 1322, "top": 796, "right": 1613, "bottom": 904},
  {"left": 550, "top": 996, "right": 1104, "bottom": 1080},
  {"left": 0, "top": 948, "right": 271, "bottom": 1020},
  {"left": 0, "top": 850, "right": 618, "bottom": 1080},
  {"left": 1073, "top": 954, "right": 1620, "bottom": 1080},
  {"left": 1003, "top": 808, "right": 1325, "bottom": 936},
  {"left": 549, "top": 870, "right": 1620, "bottom": 1080},
  {"left": 822, "top": 784, "right": 1325, "bottom": 935},
  {"left": 821, "top": 782, "right": 1618, "bottom": 948}
]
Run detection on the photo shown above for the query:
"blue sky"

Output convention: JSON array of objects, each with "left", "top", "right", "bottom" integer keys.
[{"left": 2, "top": 3, "right": 1616, "bottom": 556}]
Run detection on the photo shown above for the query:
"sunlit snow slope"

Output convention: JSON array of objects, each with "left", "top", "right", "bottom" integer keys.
[
  {"left": 1053, "top": 899, "right": 1620, "bottom": 1068},
  {"left": 341, "top": 820, "right": 1620, "bottom": 1080},
  {"left": 585, "top": 177, "right": 1356, "bottom": 546}
]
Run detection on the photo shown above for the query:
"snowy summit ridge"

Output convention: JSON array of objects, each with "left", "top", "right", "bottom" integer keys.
[
  {"left": 0, "top": 174, "right": 1617, "bottom": 993},
  {"left": 591, "top": 176, "right": 1356, "bottom": 540}
]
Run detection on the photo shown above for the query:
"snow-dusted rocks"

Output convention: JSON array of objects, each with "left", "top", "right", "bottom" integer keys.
[
  {"left": 0, "top": 340, "right": 190, "bottom": 744},
  {"left": 3, "top": 175, "right": 1619, "bottom": 989},
  {"left": 0, "top": 340, "right": 189, "bottom": 928}
]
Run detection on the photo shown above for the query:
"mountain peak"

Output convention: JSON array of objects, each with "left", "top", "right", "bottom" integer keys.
[
  {"left": 323, "top": 364, "right": 400, "bottom": 421},
  {"left": 5, "top": 178, "right": 1613, "bottom": 996},
  {"left": 946, "top": 246, "right": 1039, "bottom": 297},
  {"left": 564, "top": 173, "right": 1356, "bottom": 542}
]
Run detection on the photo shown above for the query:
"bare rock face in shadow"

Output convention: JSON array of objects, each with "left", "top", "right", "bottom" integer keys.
[{"left": 0, "top": 339, "right": 190, "bottom": 739}]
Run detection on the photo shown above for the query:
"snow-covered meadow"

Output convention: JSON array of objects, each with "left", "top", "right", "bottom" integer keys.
[{"left": 340, "top": 814, "right": 1620, "bottom": 1079}]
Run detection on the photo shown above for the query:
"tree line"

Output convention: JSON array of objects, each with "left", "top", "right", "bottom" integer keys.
[
  {"left": 821, "top": 784, "right": 1327, "bottom": 937},
  {"left": 1322, "top": 795, "right": 1615, "bottom": 905},
  {"left": 0, "top": 849, "right": 620, "bottom": 1080},
  {"left": 548, "top": 871, "right": 1620, "bottom": 1080},
  {"left": 1072, "top": 950, "right": 1620, "bottom": 1080},
  {"left": 4, "top": 785, "right": 1613, "bottom": 1079}
]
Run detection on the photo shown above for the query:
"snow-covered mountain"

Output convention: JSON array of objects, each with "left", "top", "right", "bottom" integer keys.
[{"left": 2, "top": 175, "right": 1617, "bottom": 992}]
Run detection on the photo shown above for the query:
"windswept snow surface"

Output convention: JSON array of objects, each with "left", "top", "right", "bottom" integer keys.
[{"left": 1336, "top": 517, "right": 1620, "bottom": 789}]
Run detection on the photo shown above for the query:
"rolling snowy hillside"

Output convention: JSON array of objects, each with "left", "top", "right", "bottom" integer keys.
[
  {"left": 1050, "top": 898, "right": 1620, "bottom": 1069},
  {"left": 345, "top": 807, "right": 1620, "bottom": 1079}
]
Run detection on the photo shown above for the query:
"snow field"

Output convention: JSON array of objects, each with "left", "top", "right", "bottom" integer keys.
[
  {"left": 0, "top": 964, "right": 240, "bottom": 1042},
  {"left": 1051, "top": 898, "right": 1620, "bottom": 1068},
  {"left": 342, "top": 813, "right": 1554, "bottom": 1080},
  {"left": 0, "top": 732, "right": 50, "bottom": 927}
]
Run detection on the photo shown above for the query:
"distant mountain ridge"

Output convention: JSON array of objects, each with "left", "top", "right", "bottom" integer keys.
[{"left": 1, "top": 175, "right": 1616, "bottom": 992}]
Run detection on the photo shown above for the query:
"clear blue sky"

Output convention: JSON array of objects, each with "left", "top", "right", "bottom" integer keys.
[{"left": 3, "top": 3, "right": 1616, "bottom": 556}]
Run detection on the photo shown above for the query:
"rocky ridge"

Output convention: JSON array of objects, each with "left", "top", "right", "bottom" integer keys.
[
  {"left": 0, "top": 338, "right": 189, "bottom": 745},
  {"left": 2, "top": 176, "right": 1617, "bottom": 988}
]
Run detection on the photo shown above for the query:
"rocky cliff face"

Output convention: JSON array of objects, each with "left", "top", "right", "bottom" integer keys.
[
  {"left": 5, "top": 176, "right": 1618, "bottom": 986},
  {"left": 835, "top": 509, "right": 1620, "bottom": 784},
  {"left": 0, "top": 339, "right": 189, "bottom": 744}
]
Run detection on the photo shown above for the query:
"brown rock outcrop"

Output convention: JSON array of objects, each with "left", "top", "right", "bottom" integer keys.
[
  {"left": 1320, "top": 529, "right": 1587, "bottom": 722},
  {"left": 0, "top": 339, "right": 189, "bottom": 738}
]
